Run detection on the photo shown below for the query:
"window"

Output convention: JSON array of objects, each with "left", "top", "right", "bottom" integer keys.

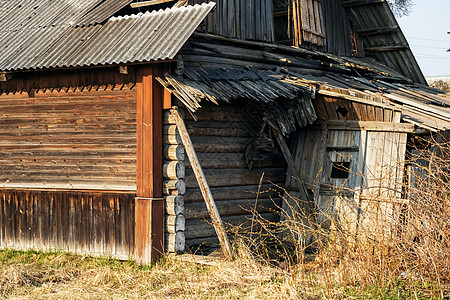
[
  {"left": 291, "top": 0, "right": 326, "bottom": 47},
  {"left": 274, "top": 0, "right": 326, "bottom": 47},
  {"left": 331, "top": 162, "right": 351, "bottom": 179},
  {"left": 336, "top": 105, "right": 349, "bottom": 118}
]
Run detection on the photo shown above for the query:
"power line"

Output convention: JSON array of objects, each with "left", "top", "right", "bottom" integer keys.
[
  {"left": 416, "top": 56, "right": 450, "bottom": 60},
  {"left": 415, "top": 51, "right": 450, "bottom": 57},
  {"left": 407, "top": 37, "right": 450, "bottom": 43},
  {"left": 411, "top": 44, "right": 448, "bottom": 50}
]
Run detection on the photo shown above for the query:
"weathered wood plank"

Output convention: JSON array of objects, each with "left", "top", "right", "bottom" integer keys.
[
  {"left": 0, "top": 190, "right": 135, "bottom": 259},
  {"left": 184, "top": 167, "right": 286, "bottom": 188},
  {"left": 0, "top": 87, "right": 137, "bottom": 191},
  {"left": 184, "top": 212, "right": 279, "bottom": 239},
  {"left": 313, "top": 120, "right": 415, "bottom": 132},
  {"left": 185, "top": 198, "right": 281, "bottom": 220},
  {"left": 184, "top": 184, "right": 282, "bottom": 203}
]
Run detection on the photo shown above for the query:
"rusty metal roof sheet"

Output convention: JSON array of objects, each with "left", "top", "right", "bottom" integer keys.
[{"left": 0, "top": 2, "right": 215, "bottom": 71}]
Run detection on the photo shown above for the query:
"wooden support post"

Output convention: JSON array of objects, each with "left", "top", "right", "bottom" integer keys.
[
  {"left": 171, "top": 107, "right": 233, "bottom": 260},
  {"left": 135, "top": 64, "right": 165, "bottom": 265},
  {"left": 313, "top": 122, "right": 328, "bottom": 207}
]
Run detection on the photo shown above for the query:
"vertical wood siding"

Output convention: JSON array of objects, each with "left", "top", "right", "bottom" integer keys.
[
  {"left": 314, "top": 94, "right": 401, "bottom": 122},
  {"left": 0, "top": 190, "right": 135, "bottom": 259},
  {"left": 189, "top": 0, "right": 274, "bottom": 42},
  {"left": 273, "top": 0, "right": 351, "bottom": 54},
  {"left": 135, "top": 65, "right": 165, "bottom": 264},
  {"left": 321, "top": 0, "right": 353, "bottom": 56}
]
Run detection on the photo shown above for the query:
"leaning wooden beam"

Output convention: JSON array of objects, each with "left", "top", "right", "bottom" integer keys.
[
  {"left": 173, "top": 0, "right": 188, "bottom": 7},
  {"left": 171, "top": 107, "right": 233, "bottom": 260},
  {"left": 265, "top": 119, "right": 310, "bottom": 203},
  {"left": 130, "top": 0, "right": 174, "bottom": 8},
  {"left": 342, "top": 0, "right": 385, "bottom": 8}
]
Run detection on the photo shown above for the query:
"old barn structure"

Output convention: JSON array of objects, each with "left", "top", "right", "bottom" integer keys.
[{"left": 0, "top": 0, "right": 449, "bottom": 263}]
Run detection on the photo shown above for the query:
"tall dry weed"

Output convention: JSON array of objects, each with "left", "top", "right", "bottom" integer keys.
[{"left": 239, "top": 134, "right": 450, "bottom": 298}]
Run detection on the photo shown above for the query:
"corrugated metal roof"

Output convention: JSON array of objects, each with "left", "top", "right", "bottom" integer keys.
[
  {"left": 0, "top": 2, "right": 216, "bottom": 71},
  {"left": 0, "top": 0, "right": 133, "bottom": 32},
  {"left": 343, "top": 0, "right": 427, "bottom": 85}
]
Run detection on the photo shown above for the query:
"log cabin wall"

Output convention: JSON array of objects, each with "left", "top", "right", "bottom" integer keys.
[
  {"left": 163, "top": 110, "right": 186, "bottom": 253},
  {"left": 177, "top": 103, "right": 287, "bottom": 247}
]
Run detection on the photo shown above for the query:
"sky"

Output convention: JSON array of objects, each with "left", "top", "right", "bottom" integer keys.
[{"left": 396, "top": 0, "right": 450, "bottom": 77}]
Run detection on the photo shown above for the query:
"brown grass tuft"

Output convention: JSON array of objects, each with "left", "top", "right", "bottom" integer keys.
[{"left": 1, "top": 137, "right": 449, "bottom": 299}]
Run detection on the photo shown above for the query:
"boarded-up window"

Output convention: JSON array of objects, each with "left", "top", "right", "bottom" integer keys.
[
  {"left": 273, "top": 0, "right": 326, "bottom": 47},
  {"left": 291, "top": 0, "right": 326, "bottom": 47}
]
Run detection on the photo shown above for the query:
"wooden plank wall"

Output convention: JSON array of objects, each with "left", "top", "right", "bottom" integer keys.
[
  {"left": 0, "top": 86, "right": 137, "bottom": 191},
  {"left": 363, "top": 131, "right": 407, "bottom": 199},
  {"left": 179, "top": 103, "right": 286, "bottom": 246},
  {"left": 0, "top": 65, "right": 172, "bottom": 263},
  {"left": 188, "top": 0, "right": 274, "bottom": 42},
  {"left": 314, "top": 94, "right": 402, "bottom": 123},
  {"left": 285, "top": 93, "right": 409, "bottom": 238},
  {"left": 0, "top": 67, "right": 138, "bottom": 191},
  {"left": 286, "top": 127, "right": 408, "bottom": 236},
  {"left": 321, "top": 0, "right": 353, "bottom": 56},
  {"left": 273, "top": 0, "right": 351, "bottom": 54},
  {"left": 0, "top": 190, "right": 135, "bottom": 259}
]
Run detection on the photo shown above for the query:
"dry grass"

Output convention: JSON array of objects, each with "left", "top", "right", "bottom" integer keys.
[
  {"left": 1, "top": 137, "right": 449, "bottom": 299},
  {"left": 253, "top": 134, "right": 450, "bottom": 299},
  {"left": 0, "top": 247, "right": 324, "bottom": 300}
]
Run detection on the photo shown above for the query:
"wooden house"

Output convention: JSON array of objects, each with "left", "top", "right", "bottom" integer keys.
[{"left": 0, "top": 0, "right": 449, "bottom": 263}]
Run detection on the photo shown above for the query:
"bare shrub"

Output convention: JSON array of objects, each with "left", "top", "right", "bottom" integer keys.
[
  {"left": 240, "top": 133, "right": 450, "bottom": 298},
  {"left": 387, "top": 0, "right": 415, "bottom": 17},
  {"left": 429, "top": 79, "right": 450, "bottom": 92}
]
